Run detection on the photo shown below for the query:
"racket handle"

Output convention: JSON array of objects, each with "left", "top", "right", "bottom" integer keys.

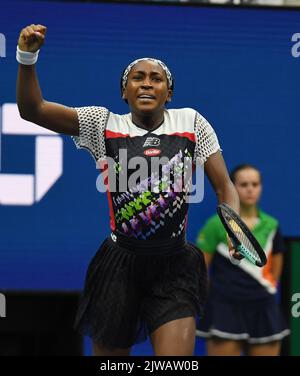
[{"left": 229, "top": 250, "right": 242, "bottom": 265}]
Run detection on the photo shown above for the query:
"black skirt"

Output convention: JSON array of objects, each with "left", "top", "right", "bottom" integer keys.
[{"left": 74, "top": 232, "right": 207, "bottom": 350}]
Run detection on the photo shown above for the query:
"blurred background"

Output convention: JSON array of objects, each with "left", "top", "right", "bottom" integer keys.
[{"left": 0, "top": 0, "right": 299, "bottom": 356}]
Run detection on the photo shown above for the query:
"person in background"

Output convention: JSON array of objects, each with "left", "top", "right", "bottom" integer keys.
[{"left": 196, "top": 164, "right": 290, "bottom": 356}]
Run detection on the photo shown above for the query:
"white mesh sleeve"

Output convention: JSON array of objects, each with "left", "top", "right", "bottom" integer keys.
[
  {"left": 194, "top": 111, "right": 222, "bottom": 165},
  {"left": 71, "top": 106, "right": 110, "bottom": 162}
]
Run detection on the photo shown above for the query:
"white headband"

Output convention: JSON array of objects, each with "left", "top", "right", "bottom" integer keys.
[{"left": 121, "top": 58, "right": 173, "bottom": 90}]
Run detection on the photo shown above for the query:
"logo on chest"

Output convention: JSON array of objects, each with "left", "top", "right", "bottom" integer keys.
[
  {"left": 143, "top": 148, "right": 161, "bottom": 156},
  {"left": 143, "top": 137, "right": 161, "bottom": 156},
  {"left": 143, "top": 137, "right": 160, "bottom": 147}
]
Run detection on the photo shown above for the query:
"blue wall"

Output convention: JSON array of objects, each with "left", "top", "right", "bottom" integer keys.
[{"left": 0, "top": 1, "right": 299, "bottom": 291}]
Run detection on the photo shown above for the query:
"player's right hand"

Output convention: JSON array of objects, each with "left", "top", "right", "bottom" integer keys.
[
  {"left": 18, "top": 24, "right": 47, "bottom": 53},
  {"left": 226, "top": 233, "right": 244, "bottom": 265}
]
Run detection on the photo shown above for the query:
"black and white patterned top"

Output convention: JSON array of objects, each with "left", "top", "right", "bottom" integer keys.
[{"left": 72, "top": 107, "right": 221, "bottom": 240}]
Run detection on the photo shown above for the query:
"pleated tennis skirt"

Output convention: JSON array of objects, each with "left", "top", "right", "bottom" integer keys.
[
  {"left": 196, "top": 291, "right": 290, "bottom": 344},
  {"left": 74, "top": 232, "right": 207, "bottom": 350}
]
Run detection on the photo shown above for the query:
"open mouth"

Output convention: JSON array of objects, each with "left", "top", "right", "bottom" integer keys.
[{"left": 137, "top": 94, "right": 156, "bottom": 100}]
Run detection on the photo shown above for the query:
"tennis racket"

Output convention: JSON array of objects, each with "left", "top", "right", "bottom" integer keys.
[{"left": 217, "top": 203, "right": 267, "bottom": 267}]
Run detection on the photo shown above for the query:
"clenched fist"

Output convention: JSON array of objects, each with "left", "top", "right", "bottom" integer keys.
[{"left": 18, "top": 24, "right": 47, "bottom": 53}]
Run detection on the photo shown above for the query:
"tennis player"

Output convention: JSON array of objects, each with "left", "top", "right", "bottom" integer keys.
[
  {"left": 16, "top": 24, "right": 240, "bottom": 356},
  {"left": 196, "top": 164, "right": 290, "bottom": 356}
]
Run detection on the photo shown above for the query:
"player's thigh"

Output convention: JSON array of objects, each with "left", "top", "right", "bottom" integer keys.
[
  {"left": 206, "top": 338, "right": 244, "bottom": 356},
  {"left": 150, "top": 316, "right": 196, "bottom": 356}
]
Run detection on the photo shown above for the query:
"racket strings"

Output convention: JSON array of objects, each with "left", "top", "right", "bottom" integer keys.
[{"left": 224, "top": 213, "right": 260, "bottom": 261}]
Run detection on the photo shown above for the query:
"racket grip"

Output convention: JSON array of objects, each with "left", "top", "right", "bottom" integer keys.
[{"left": 229, "top": 250, "right": 242, "bottom": 265}]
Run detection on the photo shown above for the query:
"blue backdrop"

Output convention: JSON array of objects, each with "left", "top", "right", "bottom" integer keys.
[{"left": 0, "top": 1, "right": 299, "bottom": 291}]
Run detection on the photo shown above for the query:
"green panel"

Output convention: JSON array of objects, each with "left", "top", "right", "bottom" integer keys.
[{"left": 291, "top": 241, "right": 300, "bottom": 356}]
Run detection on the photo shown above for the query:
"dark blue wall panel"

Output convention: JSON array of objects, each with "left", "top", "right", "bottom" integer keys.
[{"left": 0, "top": 1, "right": 299, "bottom": 289}]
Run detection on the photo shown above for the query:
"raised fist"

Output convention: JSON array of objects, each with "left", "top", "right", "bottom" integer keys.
[{"left": 18, "top": 24, "right": 47, "bottom": 53}]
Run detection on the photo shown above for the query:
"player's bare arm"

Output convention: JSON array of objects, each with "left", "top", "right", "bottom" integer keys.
[
  {"left": 204, "top": 151, "right": 240, "bottom": 213},
  {"left": 204, "top": 151, "right": 242, "bottom": 259},
  {"left": 16, "top": 24, "right": 79, "bottom": 136}
]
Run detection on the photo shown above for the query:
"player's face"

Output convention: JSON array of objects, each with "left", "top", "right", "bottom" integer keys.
[
  {"left": 234, "top": 168, "right": 262, "bottom": 206},
  {"left": 122, "top": 60, "right": 172, "bottom": 115}
]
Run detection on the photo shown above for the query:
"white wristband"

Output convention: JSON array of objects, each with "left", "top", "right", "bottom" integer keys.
[{"left": 16, "top": 45, "right": 40, "bottom": 65}]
